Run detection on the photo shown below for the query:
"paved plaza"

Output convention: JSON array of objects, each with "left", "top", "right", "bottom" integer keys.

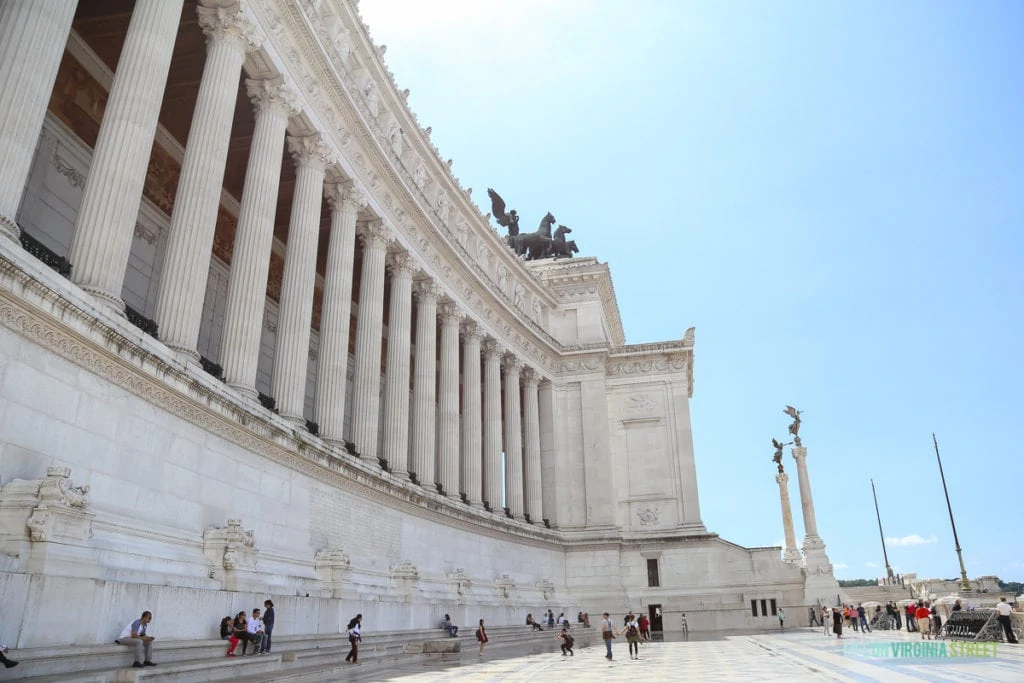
[{"left": 342, "top": 628, "right": 1022, "bottom": 682}]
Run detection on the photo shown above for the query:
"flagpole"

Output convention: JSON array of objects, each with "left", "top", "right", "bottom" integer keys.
[
  {"left": 870, "top": 479, "right": 894, "bottom": 581},
  {"left": 933, "top": 433, "right": 971, "bottom": 592}
]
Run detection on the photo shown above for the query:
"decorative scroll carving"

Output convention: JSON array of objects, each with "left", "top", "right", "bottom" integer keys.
[
  {"left": 535, "top": 578, "right": 555, "bottom": 601},
  {"left": 287, "top": 133, "right": 336, "bottom": 171},
  {"left": 636, "top": 507, "right": 660, "bottom": 527},
  {"left": 196, "top": 3, "right": 264, "bottom": 53},
  {"left": 358, "top": 219, "right": 392, "bottom": 247},
  {"left": 494, "top": 573, "right": 516, "bottom": 599},
  {"left": 203, "top": 518, "right": 257, "bottom": 575},
  {"left": 246, "top": 75, "right": 301, "bottom": 117},
  {"left": 447, "top": 568, "right": 472, "bottom": 596},
  {"left": 606, "top": 356, "right": 688, "bottom": 376},
  {"left": 16, "top": 467, "right": 94, "bottom": 543}
]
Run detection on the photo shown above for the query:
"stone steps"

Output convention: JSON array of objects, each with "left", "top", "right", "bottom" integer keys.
[{"left": 7, "top": 625, "right": 594, "bottom": 682}]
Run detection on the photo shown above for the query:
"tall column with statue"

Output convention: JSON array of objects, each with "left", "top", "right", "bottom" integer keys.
[
  {"left": 771, "top": 438, "right": 801, "bottom": 563},
  {"left": 784, "top": 406, "right": 842, "bottom": 606}
]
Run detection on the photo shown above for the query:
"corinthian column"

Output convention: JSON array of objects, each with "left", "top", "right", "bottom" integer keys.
[
  {"left": 314, "top": 181, "right": 365, "bottom": 443},
  {"left": 154, "top": 4, "right": 262, "bottom": 360},
  {"left": 503, "top": 355, "right": 524, "bottom": 518},
  {"left": 270, "top": 134, "right": 332, "bottom": 422},
  {"left": 437, "top": 301, "right": 462, "bottom": 497},
  {"left": 68, "top": 0, "right": 183, "bottom": 309},
  {"left": 776, "top": 471, "right": 802, "bottom": 562},
  {"left": 460, "top": 322, "right": 484, "bottom": 506},
  {"left": 410, "top": 280, "right": 439, "bottom": 486},
  {"left": 482, "top": 339, "right": 503, "bottom": 511},
  {"left": 521, "top": 367, "right": 542, "bottom": 523},
  {"left": 220, "top": 76, "right": 299, "bottom": 397},
  {"left": 791, "top": 446, "right": 821, "bottom": 543},
  {"left": 381, "top": 253, "right": 415, "bottom": 470},
  {"left": 348, "top": 219, "right": 390, "bottom": 458},
  {"left": 538, "top": 379, "right": 555, "bottom": 526},
  {"left": 0, "top": 0, "right": 77, "bottom": 243}
]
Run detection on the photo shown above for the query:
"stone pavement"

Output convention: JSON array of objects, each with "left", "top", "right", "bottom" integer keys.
[{"left": 335, "top": 627, "right": 1023, "bottom": 682}]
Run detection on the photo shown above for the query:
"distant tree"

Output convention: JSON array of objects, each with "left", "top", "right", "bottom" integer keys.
[
  {"left": 998, "top": 580, "right": 1023, "bottom": 595},
  {"left": 838, "top": 579, "right": 877, "bottom": 588}
]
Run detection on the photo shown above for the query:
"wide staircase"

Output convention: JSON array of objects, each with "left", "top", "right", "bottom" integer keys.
[{"left": 6, "top": 625, "right": 596, "bottom": 683}]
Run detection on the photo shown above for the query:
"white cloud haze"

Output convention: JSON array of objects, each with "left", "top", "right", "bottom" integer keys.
[{"left": 886, "top": 534, "right": 938, "bottom": 547}]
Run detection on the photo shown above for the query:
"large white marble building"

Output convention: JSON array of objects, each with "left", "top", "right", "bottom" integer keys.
[{"left": 0, "top": 0, "right": 815, "bottom": 648}]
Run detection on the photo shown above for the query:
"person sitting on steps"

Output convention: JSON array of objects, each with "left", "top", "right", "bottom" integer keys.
[
  {"left": 442, "top": 614, "right": 458, "bottom": 637},
  {"left": 526, "top": 613, "right": 544, "bottom": 631},
  {"left": 115, "top": 610, "right": 156, "bottom": 668}
]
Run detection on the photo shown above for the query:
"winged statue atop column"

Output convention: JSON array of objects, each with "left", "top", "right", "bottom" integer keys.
[
  {"left": 784, "top": 405, "right": 803, "bottom": 447},
  {"left": 772, "top": 438, "right": 791, "bottom": 473}
]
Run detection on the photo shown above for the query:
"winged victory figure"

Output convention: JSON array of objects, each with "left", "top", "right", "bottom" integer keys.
[
  {"left": 771, "top": 438, "right": 790, "bottom": 473},
  {"left": 783, "top": 406, "right": 803, "bottom": 445},
  {"left": 487, "top": 188, "right": 524, "bottom": 254}
]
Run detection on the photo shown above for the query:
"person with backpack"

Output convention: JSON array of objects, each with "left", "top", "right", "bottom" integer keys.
[
  {"left": 556, "top": 627, "right": 574, "bottom": 656},
  {"left": 624, "top": 613, "right": 641, "bottom": 659}
]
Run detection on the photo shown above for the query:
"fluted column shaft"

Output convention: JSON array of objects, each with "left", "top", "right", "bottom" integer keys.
[
  {"left": 502, "top": 356, "right": 524, "bottom": 518},
  {"left": 349, "top": 220, "right": 390, "bottom": 458},
  {"left": 482, "top": 340, "right": 503, "bottom": 510},
  {"left": 0, "top": 0, "right": 78, "bottom": 243},
  {"left": 410, "top": 281, "right": 439, "bottom": 486},
  {"left": 521, "top": 369, "right": 542, "bottom": 523},
  {"left": 460, "top": 323, "right": 483, "bottom": 505},
  {"left": 220, "top": 77, "right": 297, "bottom": 396},
  {"left": 776, "top": 471, "right": 801, "bottom": 562},
  {"left": 68, "top": 0, "right": 183, "bottom": 308},
  {"left": 437, "top": 302, "right": 461, "bottom": 496},
  {"left": 155, "top": 4, "right": 261, "bottom": 359},
  {"left": 270, "top": 135, "right": 331, "bottom": 421},
  {"left": 314, "top": 182, "right": 365, "bottom": 442},
  {"left": 791, "top": 446, "right": 820, "bottom": 540},
  {"left": 381, "top": 253, "right": 415, "bottom": 468},
  {"left": 538, "top": 379, "right": 555, "bottom": 525}
]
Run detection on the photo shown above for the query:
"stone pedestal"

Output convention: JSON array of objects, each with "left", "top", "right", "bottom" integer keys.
[
  {"left": 775, "top": 471, "right": 801, "bottom": 563},
  {"left": 791, "top": 446, "right": 842, "bottom": 605}
]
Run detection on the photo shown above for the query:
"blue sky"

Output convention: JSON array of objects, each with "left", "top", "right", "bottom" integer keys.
[{"left": 358, "top": 0, "right": 1024, "bottom": 582}]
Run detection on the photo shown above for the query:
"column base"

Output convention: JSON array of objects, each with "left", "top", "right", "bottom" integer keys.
[
  {"left": 0, "top": 215, "right": 21, "bottom": 245},
  {"left": 227, "top": 383, "right": 259, "bottom": 402},
  {"left": 782, "top": 547, "right": 802, "bottom": 563},
  {"left": 164, "top": 343, "right": 202, "bottom": 369},
  {"left": 78, "top": 285, "right": 126, "bottom": 315}
]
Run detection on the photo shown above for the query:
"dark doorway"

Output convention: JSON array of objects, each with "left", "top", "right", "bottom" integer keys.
[{"left": 649, "top": 604, "right": 664, "bottom": 640}]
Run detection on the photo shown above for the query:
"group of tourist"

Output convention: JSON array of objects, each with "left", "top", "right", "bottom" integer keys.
[{"left": 219, "top": 600, "right": 275, "bottom": 658}]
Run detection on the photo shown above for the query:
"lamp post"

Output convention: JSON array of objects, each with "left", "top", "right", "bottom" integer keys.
[
  {"left": 870, "top": 479, "right": 894, "bottom": 581},
  {"left": 932, "top": 433, "right": 971, "bottom": 592}
]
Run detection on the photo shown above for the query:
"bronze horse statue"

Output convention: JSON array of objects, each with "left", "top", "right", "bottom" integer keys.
[
  {"left": 514, "top": 212, "right": 557, "bottom": 259},
  {"left": 526, "top": 225, "right": 578, "bottom": 260}
]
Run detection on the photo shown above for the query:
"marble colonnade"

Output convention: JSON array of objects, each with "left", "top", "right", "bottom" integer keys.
[{"left": 0, "top": 0, "right": 556, "bottom": 524}]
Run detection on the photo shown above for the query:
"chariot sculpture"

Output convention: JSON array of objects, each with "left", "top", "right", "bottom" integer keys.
[{"left": 487, "top": 188, "right": 579, "bottom": 261}]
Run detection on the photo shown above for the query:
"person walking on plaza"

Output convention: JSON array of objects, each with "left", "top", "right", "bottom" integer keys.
[
  {"left": 778, "top": 608, "right": 786, "bottom": 632},
  {"left": 832, "top": 607, "right": 843, "bottom": 639},
  {"left": 601, "top": 612, "right": 621, "bottom": 660},
  {"left": 915, "top": 602, "right": 932, "bottom": 640},
  {"left": 624, "top": 613, "right": 641, "bottom": 659},
  {"left": 638, "top": 613, "right": 651, "bottom": 641},
  {"left": 808, "top": 606, "right": 820, "bottom": 628},
  {"left": 857, "top": 604, "right": 871, "bottom": 632},
  {"left": 116, "top": 610, "right": 156, "bottom": 668},
  {"left": 680, "top": 612, "right": 689, "bottom": 638},
  {"left": 345, "top": 614, "right": 362, "bottom": 663},
  {"left": 995, "top": 597, "right": 1019, "bottom": 644},
  {"left": 476, "top": 619, "right": 488, "bottom": 656},
  {"left": 905, "top": 602, "right": 917, "bottom": 632},
  {"left": 822, "top": 606, "right": 830, "bottom": 636}
]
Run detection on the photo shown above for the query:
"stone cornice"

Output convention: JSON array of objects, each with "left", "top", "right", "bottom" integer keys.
[
  {"left": 0, "top": 247, "right": 565, "bottom": 552},
  {"left": 254, "top": 0, "right": 561, "bottom": 373},
  {"left": 529, "top": 257, "right": 626, "bottom": 346}
]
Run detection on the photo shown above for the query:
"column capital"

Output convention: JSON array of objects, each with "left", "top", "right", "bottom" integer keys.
[
  {"left": 413, "top": 278, "right": 442, "bottom": 302},
  {"left": 482, "top": 338, "right": 504, "bottom": 359},
  {"left": 245, "top": 75, "right": 301, "bottom": 118},
  {"left": 197, "top": 3, "right": 264, "bottom": 53},
  {"left": 287, "top": 133, "right": 335, "bottom": 172},
  {"left": 521, "top": 366, "right": 539, "bottom": 386},
  {"left": 502, "top": 354, "right": 523, "bottom": 375},
  {"left": 326, "top": 179, "right": 367, "bottom": 213},
  {"left": 438, "top": 300, "right": 462, "bottom": 326},
  {"left": 461, "top": 320, "right": 484, "bottom": 342},
  {"left": 775, "top": 471, "right": 789, "bottom": 486},
  {"left": 791, "top": 446, "right": 808, "bottom": 462},
  {"left": 387, "top": 251, "right": 416, "bottom": 278},
  {"left": 358, "top": 218, "right": 391, "bottom": 248}
]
